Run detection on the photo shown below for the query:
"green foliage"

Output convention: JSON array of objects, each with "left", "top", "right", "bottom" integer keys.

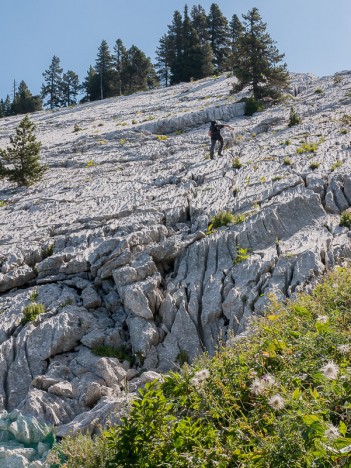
[
  {"left": 309, "top": 161, "right": 320, "bottom": 170},
  {"left": 99, "top": 267, "right": 351, "bottom": 466},
  {"left": 92, "top": 345, "right": 134, "bottom": 364},
  {"left": 208, "top": 211, "right": 245, "bottom": 233},
  {"left": 288, "top": 107, "right": 302, "bottom": 127},
  {"left": 0, "top": 115, "right": 46, "bottom": 187},
  {"left": 272, "top": 175, "right": 283, "bottom": 182},
  {"left": 0, "top": 200, "right": 6, "bottom": 207},
  {"left": 86, "top": 159, "right": 97, "bottom": 168},
  {"left": 340, "top": 128, "right": 348, "bottom": 134},
  {"left": 232, "top": 156, "right": 243, "bottom": 169},
  {"left": 29, "top": 288, "right": 39, "bottom": 303},
  {"left": 21, "top": 303, "right": 45, "bottom": 325},
  {"left": 340, "top": 210, "right": 351, "bottom": 228},
  {"left": 131, "top": 119, "right": 137, "bottom": 124},
  {"left": 283, "top": 156, "right": 292, "bottom": 165},
  {"left": 315, "top": 87, "right": 324, "bottom": 94},
  {"left": 234, "top": 246, "right": 250, "bottom": 264},
  {"left": 330, "top": 160, "right": 343, "bottom": 172},
  {"left": 296, "top": 142, "right": 318, "bottom": 154},
  {"left": 340, "top": 114, "right": 351, "bottom": 126},
  {"left": 241, "top": 97, "right": 264, "bottom": 116},
  {"left": 42, "top": 243, "right": 54, "bottom": 260},
  {"left": 177, "top": 350, "right": 189, "bottom": 366},
  {"left": 157, "top": 135, "right": 168, "bottom": 141}
]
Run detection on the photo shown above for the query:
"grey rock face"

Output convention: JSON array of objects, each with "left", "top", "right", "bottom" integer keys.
[{"left": 1, "top": 71, "right": 351, "bottom": 446}]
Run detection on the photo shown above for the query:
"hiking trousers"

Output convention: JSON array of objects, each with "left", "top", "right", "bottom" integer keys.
[{"left": 210, "top": 137, "right": 224, "bottom": 158}]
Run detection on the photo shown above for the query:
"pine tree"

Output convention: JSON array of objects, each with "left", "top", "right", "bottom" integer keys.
[
  {"left": 233, "top": 7, "right": 289, "bottom": 100},
  {"left": 0, "top": 100, "right": 4, "bottom": 118},
  {"left": 0, "top": 115, "right": 46, "bottom": 186},
  {"left": 121, "top": 45, "right": 158, "bottom": 94},
  {"left": 12, "top": 81, "right": 42, "bottom": 115},
  {"left": 167, "top": 11, "right": 184, "bottom": 84},
  {"left": 228, "top": 14, "right": 244, "bottom": 73},
  {"left": 114, "top": 39, "right": 127, "bottom": 96},
  {"left": 41, "top": 55, "right": 63, "bottom": 109},
  {"left": 191, "top": 5, "right": 208, "bottom": 44},
  {"left": 155, "top": 34, "right": 172, "bottom": 87},
  {"left": 61, "top": 71, "right": 80, "bottom": 106},
  {"left": 3, "top": 95, "right": 12, "bottom": 116},
  {"left": 182, "top": 5, "right": 203, "bottom": 81},
  {"left": 82, "top": 66, "right": 99, "bottom": 102},
  {"left": 207, "top": 3, "right": 231, "bottom": 72},
  {"left": 200, "top": 42, "right": 214, "bottom": 77},
  {"left": 95, "top": 40, "right": 115, "bottom": 99}
]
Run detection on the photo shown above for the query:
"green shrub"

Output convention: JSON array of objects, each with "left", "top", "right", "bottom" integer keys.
[
  {"left": 340, "top": 114, "right": 351, "bottom": 126},
  {"left": 330, "top": 160, "right": 343, "bottom": 172},
  {"left": 73, "top": 124, "right": 82, "bottom": 132},
  {"left": 102, "top": 266, "right": 351, "bottom": 467},
  {"left": 242, "top": 97, "right": 264, "bottom": 116},
  {"left": 314, "top": 87, "right": 323, "bottom": 94},
  {"left": 234, "top": 246, "right": 250, "bottom": 265},
  {"left": 29, "top": 288, "right": 39, "bottom": 302},
  {"left": 157, "top": 135, "right": 168, "bottom": 141},
  {"left": 177, "top": 350, "right": 189, "bottom": 366},
  {"left": 86, "top": 159, "right": 97, "bottom": 168},
  {"left": 340, "top": 128, "right": 348, "bottom": 135},
  {"left": 131, "top": 120, "right": 137, "bottom": 125},
  {"left": 232, "top": 157, "right": 243, "bottom": 169},
  {"left": 288, "top": 107, "right": 301, "bottom": 127},
  {"left": 41, "top": 243, "right": 54, "bottom": 260},
  {"left": 0, "top": 200, "right": 6, "bottom": 207},
  {"left": 309, "top": 161, "right": 320, "bottom": 170},
  {"left": 296, "top": 142, "right": 318, "bottom": 154},
  {"left": 92, "top": 345, "right": 134, "bottom": 364},
  {"left": 340, "top": 210, "right": 351, "bottom": 228},
  {"left": 283, "top": 157, "right": 292, "bottom": 165},
  {"left": 21, "top": 303, "right": 45, "bottom": 325}
]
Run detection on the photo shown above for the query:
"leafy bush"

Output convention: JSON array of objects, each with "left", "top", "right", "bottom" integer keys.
[
  {"left": 315, "top": 88, "right": 324, "bottom": 94},
  {"left": 21, "top": 303, "right": 45, "bottom": 325},
  {"left": 102, "top": 267, "right": 351, "bottom": 467},
  {"left": 340, "top": 210, "right": 351, "bottom": 228},
  {"left": 242, "top": 97, "right": 264, "bottom": 116},
  {"left": 86, "top": 160, "right": 97, "bottom": 168},
  {"left": 309, "top": 161, "right": 320, "bottom": 170},
  {"left": 340, "top": 128, "right": 348, "bottom": 135},
  {"left": 231, "top": 157, "right": 243, "bottom": 169},
  {"left": 73, "top": 124, "right": 82, "bottom": 132},
  {"left": 288, "top": 107, "right": 301, "bottom": 127},
  {"left": 0, "top": 200, "right": 6, "bottom": 207},
  {"left": 234, "top": 246, "right": 250, "bottom": 265},
  {"left": 92, "top": 345, "right": 134, "bottom": 364},
  {"left": 296, "top": 142, "right": 318, "bottom": 154},
  {"left": 157, "top": 135, "right": 168, "bottom": 141},
  {"left": 283, "top": 157, "right": 292, "bottom": 165},
  {"left": 207, "top": 211, "right": 245, "bottom": 235}
]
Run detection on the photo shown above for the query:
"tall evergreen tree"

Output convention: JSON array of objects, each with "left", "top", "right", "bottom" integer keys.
[
  {"left": 182, "top": 5, "right": 203, "bottom": 81},
  {"left": 114, "top": 39, "right": 127, "bottom": 96},
  {"left": 0, "top": 100, "right": 4, "bottom": 118},
  {"left": 200, "top": 42, "right": 214, "bottom": 77},
  {"left": 167, "top": 10, "right": 184, "bottom": 84},
  {"left": 121, "top": 45, "right": 158, "bottom": 94},
  {"left": 191, "top": 5, "right": 209, "bottom": 44},
  {"left": 3, "top": 95, "right": 12, "bottom": 116},
  {"left": 41, "top": 55, "right": 63, "bottom": 109},
  {"left": 155, "top": 34, "right": 172, "bottom": 87},
  {"left": 82, "top": 66, "right": 99, "bottom": 102},
  {"left": 233, "top": 7, "right": 289, "bottom": 100},
  {"left": 12, "top": 81, "right": 42, "bottom": 115},
  {"left": 61, "top": 71, "right": 80, "bottom": 106},
  {"left": 95, "top": 40, "right": 115, "bottom": 99},
  {"left": 228, "top": 14, "right": 244, "bottom": 72},
  {"left": 207, "top": 3, "right": 231, "bottom": 72},
  {"left": 0, "top": 115, "right": 46, "bottom": 186}
]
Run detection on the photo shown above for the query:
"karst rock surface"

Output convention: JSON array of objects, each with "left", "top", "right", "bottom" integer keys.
[{"left": 1, "top": 72, "right": 351, "bottom": 464}]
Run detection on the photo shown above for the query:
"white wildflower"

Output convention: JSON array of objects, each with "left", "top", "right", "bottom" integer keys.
[
  {"left": 262, "top": 374, "right": 276, "bottom": 387},
  {"left": 250, "top": 377, "right": 265, "bottom": 396},
  {"left": 324, "top": 423, "right": 340, "bottom": 441},
  {"left": 337, "top": 344, "right": 351, "bottom": 355},
  {"left": 317, "top": 315, "right": 329, "bottom": 324},
  {"left": 321, "top": 361, "right": 339, "bottom": 380},
  {"left": 268, "top": 394, "right": 285, "bottom": 410},
  {"left": 190, "top": 369, "right": 210, "bottom": 388}
]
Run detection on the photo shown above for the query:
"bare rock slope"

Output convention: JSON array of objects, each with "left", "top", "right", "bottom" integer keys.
[{"left": 1, "top": 72, "right": 351, "bottom": 464}]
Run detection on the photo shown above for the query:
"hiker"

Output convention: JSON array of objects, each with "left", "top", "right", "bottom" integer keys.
[{"left": 208, "top": 120, "right": 234, "bottom": 159}]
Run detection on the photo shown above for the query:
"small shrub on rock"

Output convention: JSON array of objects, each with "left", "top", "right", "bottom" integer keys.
[
  {"left": 92, "top": 344, "right": 134, "bottom": 364},
  {"left": 288, "top": 107, "right": 301, "bottom": 127},
  {"left": 340, "top": 210, "right": 351, "bottom": 228},
  {"left": 309, "top": 161, "right": 320, "bottom": 170},
  {"left": 234, "top": 246, "right": 250, "bottom": 265},
  {"left": 241, "top": 97, "right": 264, "bottom": 116},
  {"left": 21, "top": 303, "right": 45, "bottom": 325},
  {"left": 330, "top": 160, "right": 343, "bottom": 172},
  {"left": 232, "top": 157, "right": 243, "bottom": 169},
  {"left": 283, "top": 157, "right": 292, "bottom": 166}
]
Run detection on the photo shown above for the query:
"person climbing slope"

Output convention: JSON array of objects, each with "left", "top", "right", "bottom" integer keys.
[{"left": 208, "top": 120, "right": 234, "bottom": 159}]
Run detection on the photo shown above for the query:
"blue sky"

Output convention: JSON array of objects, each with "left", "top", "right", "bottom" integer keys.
[{"left": 0, "top": 0, "right": 350, "bottom": 99}]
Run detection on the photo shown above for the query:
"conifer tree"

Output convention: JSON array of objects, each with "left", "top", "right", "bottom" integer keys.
[
  {"left": 200, "top": 42, "right": 214, "bottom": 77},
  {"left": 155, "top": 34, "right": 172, "bottom": 87},
  {"left": 60, "top": 71, "right": 80, "bottom": 106},
  {"left": 182, "top": 5, "right": 203, "bottom": 81},
  {"left": 114, "top": 39, "right": 127, "bottom": 96},
  {"left": 0, "top": 115, "right": 46, "bottom": 186},
  {"left": 167, "top": 11, "right": 184, "bottom": 84},
  {"left": 228, "top": 14, "right": 244, "bottom": 73},
  {"left": 3, "top": 95, "right": 12, "bottom": 116},
  {"left": 95, "top": 40, "right": 115, "bottom": 99},
  {"left": 12, "top": 81, "right": 42, "bottom": 115},
  {"left": 41, "top": 55, "right": 63, "bottom": 109},
  {"left": 207, "top": 3, "right": 231, "bottom": 72},
  {"left": 191, "top": 5, "right": 209, "bottom": 44},
  {"left": 233, "top": 7, "right": 289, "bottom": 100},
  {"left": 121, "top": 46, "right": 158, "bottom": 94},
  {"left": 82, "top": 66, "right": 99, "bottom": 102},
  {"left": 0, "top": 100, "right": 4, "bottom": 118}
]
